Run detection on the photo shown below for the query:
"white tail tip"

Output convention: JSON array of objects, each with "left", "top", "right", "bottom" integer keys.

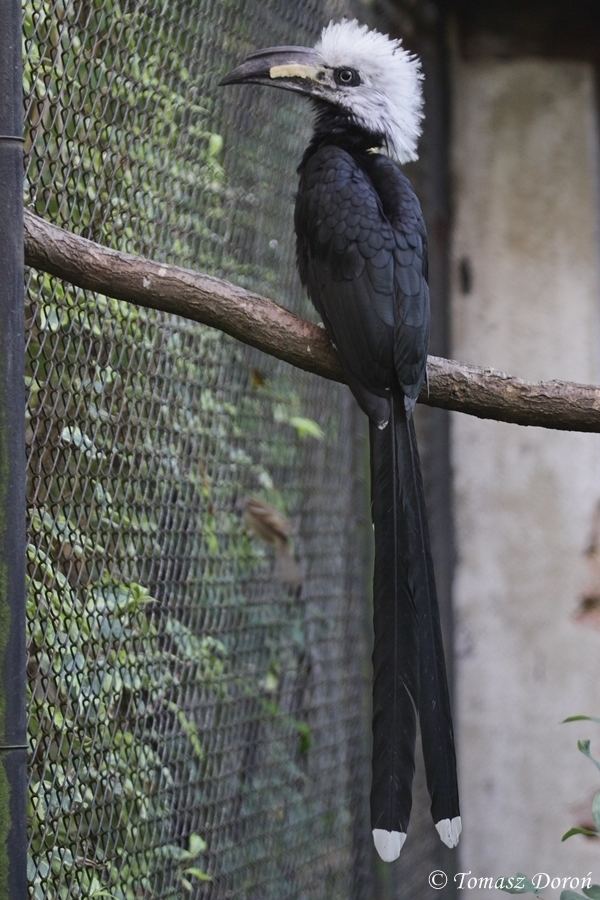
[
  {"left": 435, "top": 816, "right": 462, "bottom": 848},
  {"left": 372, "top": 829, "right": 406, "bottom": 862}
]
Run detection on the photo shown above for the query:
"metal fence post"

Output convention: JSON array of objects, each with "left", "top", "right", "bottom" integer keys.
[{"left": 0, "top": 0, "right": 26, "bottom": 896}]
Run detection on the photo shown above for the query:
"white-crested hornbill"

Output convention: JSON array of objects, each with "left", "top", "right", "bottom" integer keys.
[{"left": 221, "top": 18, "right": 460, "bottom": 862}]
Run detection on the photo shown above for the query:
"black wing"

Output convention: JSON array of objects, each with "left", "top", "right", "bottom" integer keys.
[{"left": 295, "top": 144, "right": 429, "bottom": 420}]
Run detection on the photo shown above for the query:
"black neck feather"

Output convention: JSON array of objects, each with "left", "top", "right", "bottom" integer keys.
[{"left": 303, "top": 99, "right": 383, "bottom": 161}]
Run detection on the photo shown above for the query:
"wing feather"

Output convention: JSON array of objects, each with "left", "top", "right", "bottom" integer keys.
[{"left": 296, "top": 145, "right": 429, "bottom": 409}]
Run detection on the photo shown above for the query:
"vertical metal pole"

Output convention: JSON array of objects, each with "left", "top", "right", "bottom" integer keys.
[{"left": 0, "top": 0, "right": 26, "bottom": 896}]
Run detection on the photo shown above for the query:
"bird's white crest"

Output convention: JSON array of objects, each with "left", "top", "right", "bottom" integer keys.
[{"left": 315, "top": 19, "right": 424, "bottom": 164}]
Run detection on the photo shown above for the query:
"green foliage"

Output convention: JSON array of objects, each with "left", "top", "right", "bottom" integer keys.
[
  {"left": 287, "top": 416, "right": 325, "bottom": 441},
  {"left": 499, "top": 874, "right": 543, "bottom": 896},
  {"left": 563, "top": 716, "right": 600, "bottom": 725},
  {"left": 23, "top": 0, "right": 225, "bottom": 266},
  {"left": 574, "top": 740, "right": 600, "bottom": 778},
  {"left": 558, "top": 729, "right": 600, "bottom": 848},
  {"left": 501, "top": 717, "right": 600, "bottom": 900},
  {"left": 24, "top": 0, "right": 344, "bottom": 896},
  {"left": 27, "top": 551, "right": 219, "bottom": 896},
  {"left": 162, "top": 834, "right": 212, "bottom": 892}
]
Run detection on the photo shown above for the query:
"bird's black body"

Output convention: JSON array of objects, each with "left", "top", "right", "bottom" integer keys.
[
  {"left": 295, "top": 114, "right": 459, "bottom": 837},
  {"left": 296, "top": 122, "right": 429, "bottom": 418}
]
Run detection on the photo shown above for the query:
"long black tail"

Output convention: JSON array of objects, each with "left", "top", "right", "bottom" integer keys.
[{"left": 370, "top": 392, "right": 460, "bottom": 862}]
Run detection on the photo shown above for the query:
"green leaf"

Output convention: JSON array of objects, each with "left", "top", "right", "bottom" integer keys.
[
  {"left": 184, "top": 867, "right": 212, "bottom": 882},
  {"left": 188, "top": 834, "right": 206, "bottom": 856},
  {"left": 59, "top": 425, "right": 104, "bottom": 459},
  {"left": 561, "top": 826, "right": 599, "bottom": 841},
  {"left": 500, "top": 873, "right": 542, "bottom": 895},
  {"left": 207, "top": 133, "right": 223, "bottom": 158},
  {"left": 295, "top": 721, "right": 312, "bottom": 755},
  {"left": 593, "top": 793, "right": 600, "bottom": 831},
  {"left": 287, "top": 416, "right": 325, "bottom": 440},
  {"left": 583, "top": 887, "right": 600, "bottom": 900},
  {"left": 563, "top": 715, "right": 600, "bottom": 724},
  {"left": 262, "top": 671, "right": 279, "bottom": 694},
  {"left": 162, "top": 702, "right": 204, "bottom": 761},
  {"left": 161, "top": 844, "right": 188, "bottom": 862},
  {"left": 577, "top": 740, "right": 600, "bottom": 774}
]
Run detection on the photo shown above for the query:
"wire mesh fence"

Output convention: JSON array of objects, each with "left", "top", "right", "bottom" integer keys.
[
  {"left": 22, "top": 0, "right": 451, "bottom": 897},
  {"left": 23, "top": 0, "right": 378, "bottom": 896}
]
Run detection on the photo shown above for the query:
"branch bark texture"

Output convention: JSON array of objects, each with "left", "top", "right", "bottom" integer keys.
[{"left": 24, "top": 210, "right": 600, "bottom": 433}]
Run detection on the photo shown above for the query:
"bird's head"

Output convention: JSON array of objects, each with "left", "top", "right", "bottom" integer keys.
[{"left": 220, "top": 19, "right": 424, "bottom": 164}]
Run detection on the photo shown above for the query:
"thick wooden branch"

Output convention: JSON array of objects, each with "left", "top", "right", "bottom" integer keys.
[{"left": 24, "top": 210, "right": 600, "bottom": 433}]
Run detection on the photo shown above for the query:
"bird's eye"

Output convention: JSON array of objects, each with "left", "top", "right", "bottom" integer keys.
[{"left": 334, "top": 67, "right": 360, "bottom": 87}]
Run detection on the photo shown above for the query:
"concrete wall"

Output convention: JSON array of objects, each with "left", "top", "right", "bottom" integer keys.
[{"left": 451, "top": 58, "right": 600, "bottom": 895}]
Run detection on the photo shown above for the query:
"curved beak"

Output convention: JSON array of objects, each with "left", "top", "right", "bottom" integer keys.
[{"left": 220, "top": 45, "right": 332, "bottom": 99}]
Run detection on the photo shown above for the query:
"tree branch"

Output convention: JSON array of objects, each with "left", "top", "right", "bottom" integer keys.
[{"left": 24, "top": 210, "right": 600, "bottom": 433}]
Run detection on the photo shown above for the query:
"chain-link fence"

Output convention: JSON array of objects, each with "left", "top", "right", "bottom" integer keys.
[{"left": 21, "top": 0, "right": 452, "bottom": 897}]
